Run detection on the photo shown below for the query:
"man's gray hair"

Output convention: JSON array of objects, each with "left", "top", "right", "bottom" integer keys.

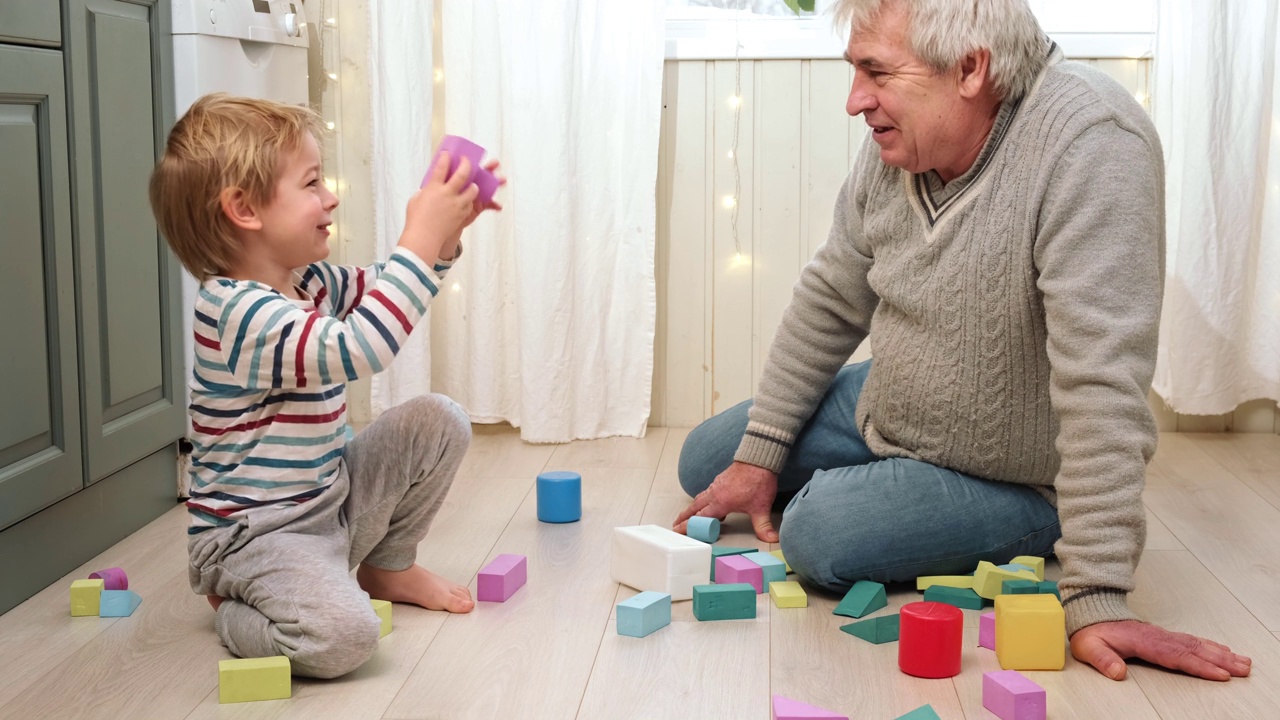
[{"left": 833, "top": 0, "right": 1048, "bottom": 100}]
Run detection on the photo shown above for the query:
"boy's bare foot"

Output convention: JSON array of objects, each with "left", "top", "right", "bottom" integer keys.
[
  {"left": 207, "top": 595, "right": 224, "bottom": 611},
  {"left": 357, "top": 563, "right": 475, "bottom": 614}
]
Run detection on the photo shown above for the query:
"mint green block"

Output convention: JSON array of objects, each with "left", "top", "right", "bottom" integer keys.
[
  {"left": 617, "top": 591, "right": 672, "bottom": 638},
  {"left": 840, "top": 613, "right": 900, "bottom": 644},
  {"left": 742, "top": 551, "right": 786, "bottom": 588},
  {"left": 709, "top": 546, "right": 753, "bottom": 581},
  {"left": 895, "top": 705, "right": 941, "bottom": 720},
  {"left": 923, "top": 585, "right": 985, "bottom": 611},
  {"left": 1037, "top": 580, "right": 1060, "bottom": 600},
  {"left": 1002, "top": 579, "right": 1039, "bottom": 595},
  {"left": 99, "top": 590, "right": 142, "bottom": 617},
  {"left": 693, "top": 583, "right": 756, "bottom": 621},
  {"left": 833, "top": 580, "right": 887, "bottom": 618}
]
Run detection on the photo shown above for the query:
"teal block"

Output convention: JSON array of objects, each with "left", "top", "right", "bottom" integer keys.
[
  {"left": 840, "top": 613, "right": 900, "bottom": 644},
  {"left": 895, "top": 705, "right": 941, "bottom": 720},
  {"left": 709, "top": 546, "right": 753, "bottom": 581},
  {"left": 1037, "top": 580, "right": 1060, "bottom": 600},
  {"left": 99, "top": 590, "right": 142, "bottom": 617},
  {"left": 742, "top": 551, "right": 786, "bottom": 588},
  {"left": 617, "top": 591, "right": 672, "bottom": 638},
  {"left": 923, "top": 585, "right": 984, "bottom": 611},
  {"left": 998, "top": 563, "right": 1034, "bottom": 574},
  {"left": 693, "top": 583, "right": 756, "bottom": 621},
  {"left": 1002, "top": 579, "right": 1039, "bottom": 595},
  {"left": 833, "top": 580, "right": 887, "bottom": 618}
]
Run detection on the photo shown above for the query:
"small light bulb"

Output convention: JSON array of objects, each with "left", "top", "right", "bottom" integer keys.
[
  {"left": 327, "top": 72, "right": 338, "bottom": 81},
  {"left": 324, "top": 178, "right": 337, "bottom": 192},
  {"left": 722, "top": 195, "right": 736, "bottom": 209},
  {"left": 325, "top": 17, "right": 336, "bottom": 26},
  {"left": 727, "top": 149, "right": 734, "bottom": 159},
  {"left": 434, "top": 68, "right": 444, "bottom": 84},
  {"left": 728, "top": 95, "right": 742, "bottom": 109},
  {"left": 451, "top": 283, "right": 461, "bottom": 293},
  {"left": 1134, "top": 91, "right": 1148, "bottom": 105},
  {"left": 326, "top": 121, "right": 335, "bottom": 130}
]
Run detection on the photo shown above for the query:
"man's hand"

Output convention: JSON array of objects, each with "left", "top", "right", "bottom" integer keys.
[
  {"left": 1071, "top": 620, "right": 1252, "bottom": 681},
  {"left": 673, "top": 462, "right": 780, "bottom": 542}
]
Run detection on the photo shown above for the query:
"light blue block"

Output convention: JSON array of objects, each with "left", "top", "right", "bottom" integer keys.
[
  {"left": 617, "top": 591, "right": 672, "bottom": 638},
  {"left": 686, "top": 516, "right": 720, "bottom": 543},
  {"left": 99, "top": 590, "right": 142, "bottom": 617},
  {"left": 998, "top": 563, "right": 1034, "bottom": 574},
  {"left": 742, "top": 551, "right": 786, "bottom": 588}
]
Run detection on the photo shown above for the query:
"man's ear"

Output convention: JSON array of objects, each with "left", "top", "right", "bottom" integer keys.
[
  {"left": 957, "top": 47, "right": 992, "bottom": 99},
  {"left": 220, "top": 187, "right": 263, "bottom": 231}
]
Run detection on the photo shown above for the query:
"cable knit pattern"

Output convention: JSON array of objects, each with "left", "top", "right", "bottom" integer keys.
[{"left": 735, "top": 46, "right": 1164, "bottom": 635}]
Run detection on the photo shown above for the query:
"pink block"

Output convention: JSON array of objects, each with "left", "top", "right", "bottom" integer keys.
[
  {"left": 89, "top": 567, "right": 128, "bottom": 591},
  {"left": 983, "top": 670, "right": 1046, "bottom": 720},
  {"left": 716, "top": 555, "right": 764, "bottom": 593},
  {"left": 423, "top": 135, "right": 500, "bottom": 204},
  {"left": 477, "top": 554, "right": 527, "bottom": 602},
  {"left": 979, "top": 611, "right": 996, "bottom": 650},
  {"left": 771, "top": 694, "right": 848, "bottom": 720}
]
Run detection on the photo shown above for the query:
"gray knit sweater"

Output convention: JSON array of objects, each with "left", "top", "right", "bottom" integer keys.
[{"left": 736, "top": 46, "right": 1165, "bottom": 635}]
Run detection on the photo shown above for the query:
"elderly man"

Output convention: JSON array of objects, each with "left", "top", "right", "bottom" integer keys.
[{"left": 674, "top": 0, "right": 1251, "bottom": 682}]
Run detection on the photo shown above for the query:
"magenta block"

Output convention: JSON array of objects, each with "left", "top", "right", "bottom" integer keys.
[
  {"left": 477, "top": 553, "right": 527, "bottom": 602},
  {"left": 983, "top": 670, "right": 1046, "bottom": 720},
  {"left": 88, "top": 567, "right": 128, "bottom": 591},
  {"left": 771, "top": 694, "right": 848, "bottom": 720},
  {"left": 716, "top": 555, "right": 764, "bottom": 593},
  {"left": 979, "top": 611, "right": 996, "bottom": 650},
  {"left": 423, "top": 134, "right": 499, "bottom": 204}
]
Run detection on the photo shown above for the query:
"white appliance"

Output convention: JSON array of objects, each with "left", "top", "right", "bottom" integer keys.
[{"left": 170, "top": 0, "right": 310, "bottom": 435}]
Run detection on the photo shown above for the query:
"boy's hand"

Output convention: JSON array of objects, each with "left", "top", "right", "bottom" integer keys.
[
  {"left": 439, "top": 159, "right": 507, "bottom": 261},
  {"left": 399, "top": 151, "right": 478, "bottom": 261}
]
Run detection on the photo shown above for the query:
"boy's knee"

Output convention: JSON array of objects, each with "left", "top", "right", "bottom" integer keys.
[
  {"left": 290, "top": 607, "right": 381, "bottom": 679},
  {"left": 404, "top": 394, "right": 472, "bottom": 448}
]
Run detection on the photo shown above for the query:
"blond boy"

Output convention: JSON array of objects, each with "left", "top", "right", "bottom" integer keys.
[{"left": 150, "top": 93, "right": 502, "bottom": 677}]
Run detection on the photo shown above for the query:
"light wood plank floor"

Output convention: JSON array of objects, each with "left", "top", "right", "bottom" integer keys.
[{"left": 1, "top": 429, "right": 1277, "bottom": 719}]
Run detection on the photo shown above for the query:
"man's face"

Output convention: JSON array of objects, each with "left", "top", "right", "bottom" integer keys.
[{"left": 844, "top": 2, "right": 964, "bottom": 175}]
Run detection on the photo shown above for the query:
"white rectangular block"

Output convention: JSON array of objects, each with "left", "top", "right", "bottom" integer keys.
[{"left": 610, "top": 525, "right": 712, "bottom": 601}]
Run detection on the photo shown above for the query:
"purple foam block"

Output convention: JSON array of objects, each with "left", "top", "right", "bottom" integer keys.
[
  {"left": 88, "top": 567, "right": 128, "bottom": 591},
  {"left": 477, "top": 553, "right": 527, "bottom": 602},
  {"left": 983, "top": 670, "right": 1046, "bottom": 720},
  {"left": 771, "top": 694, "right": 848, "bottom": 720},
  {"left": 716, "top": 555, "right": 764, "bottom": 593},
  {"left": 423, "top": 134, "right": 498, "bottom": 204},
  {"left": 979, "top": 611, "right": 996, "bottom": 650}
]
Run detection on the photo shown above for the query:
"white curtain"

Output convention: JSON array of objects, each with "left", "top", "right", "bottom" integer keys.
[
  {"left": 423, "top": 0, "right": 665, "bottom": 442},
  {"left": 368, "top": 0, "right": 437, "bottom": 416},
  {"left": 1152, "top": 0, "right": 1280, "bottom": 414}
]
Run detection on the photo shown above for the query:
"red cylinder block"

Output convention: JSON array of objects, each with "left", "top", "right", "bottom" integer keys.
[{"left": 898, "top": 601, "right": 963, "bottom": 678}]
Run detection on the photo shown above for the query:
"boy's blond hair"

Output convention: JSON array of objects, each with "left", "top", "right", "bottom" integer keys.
[{"left": 149, "top": 93, "right": 325, "bottom": 282}]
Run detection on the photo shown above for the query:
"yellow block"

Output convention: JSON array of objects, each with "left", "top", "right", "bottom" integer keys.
[
  {"left": 219, "top": 656, "right": 292, "bottom": 704},
  {"left": 372, "top": 599, "right": 393, "bottom": 638},
  {"left": 1009, "top": 556, "right": 1046, "bottom": 581},
  {"left": 769, "top": 549, "right": 792, "bottom": 573},
  {"left": 995, "top": 594, "right": 1065, "bottom": 670},
  {"left": 973, "top": 561, "right": 1039, "bottom": 599},
  {"left": 70, "top": 579, "right": 104, "bottom": 617},
  {"left": 769, "top": 581, "right": 808, "bottom": 608},
  {"left": 915, "top": 575, "right": 973, "bottom": 592}
]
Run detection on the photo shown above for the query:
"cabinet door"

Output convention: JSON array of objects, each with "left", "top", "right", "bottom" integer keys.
[
  {"left": 0, "top": 0, "right": 62, "bottom": 47},
  {"left": 0, "top": 46, "right": 84, "bottom": 530},
  {"left": 65, "top": 0, "right": 184, "bottom": 484}
]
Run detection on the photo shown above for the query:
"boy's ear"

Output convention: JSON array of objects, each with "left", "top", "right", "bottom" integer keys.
[{"left": 220, "top": 187, "right": 264, "bottom": 231}]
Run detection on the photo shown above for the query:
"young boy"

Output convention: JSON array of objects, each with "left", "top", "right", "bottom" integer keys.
[{"left": 149, "top": 93, "right": 502, "bottom": 678}]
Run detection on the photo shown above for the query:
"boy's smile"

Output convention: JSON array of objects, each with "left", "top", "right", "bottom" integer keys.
[{"left": 254, "top": 132, "right": 340, "bottom": 276}]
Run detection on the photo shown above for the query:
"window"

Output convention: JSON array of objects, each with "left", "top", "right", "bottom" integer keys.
[{"left": 665, "top": 0, "right": 1156, "bottom": 60}]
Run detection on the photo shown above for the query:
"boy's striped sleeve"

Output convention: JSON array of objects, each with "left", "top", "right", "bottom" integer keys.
[{"left": 214, "top": 248, "right": 441, "bottom": 389}]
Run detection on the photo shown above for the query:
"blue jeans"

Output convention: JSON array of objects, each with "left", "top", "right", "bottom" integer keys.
[{"left": 677, "top": 361, "right": 1061, "bottom": 593}]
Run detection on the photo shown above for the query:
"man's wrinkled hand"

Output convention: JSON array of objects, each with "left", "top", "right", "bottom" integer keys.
[
  {"left": 1071, "top": 620, "right": 1252, "bottom": 681},
  {"left": 673, "top": 462, "right": 780, "bottom": 543}
]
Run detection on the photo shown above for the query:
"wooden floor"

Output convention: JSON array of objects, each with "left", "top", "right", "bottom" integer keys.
[{"left": 2, "top": 429, "right": 1279, "bottom": 719}]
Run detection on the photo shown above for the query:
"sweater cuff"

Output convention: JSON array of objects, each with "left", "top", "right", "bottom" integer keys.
[
  {"left": 733, "top": 422, "right": 795, "bottom": 474},
  {"left": 1061, "top": 587, "right": 1141, "bottom": 636}
]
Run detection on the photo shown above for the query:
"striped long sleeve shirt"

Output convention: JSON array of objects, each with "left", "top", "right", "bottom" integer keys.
[{"left": 185, "top": 248, "right": 450, "bottom": 534}]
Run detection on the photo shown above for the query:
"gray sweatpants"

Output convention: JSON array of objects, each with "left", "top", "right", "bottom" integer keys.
[{"left": 187, "top": 394, "right": 471, "bottom": 678}]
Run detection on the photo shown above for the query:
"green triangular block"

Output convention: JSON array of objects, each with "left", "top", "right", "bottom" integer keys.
[
  {"left": 1002, "top": 579, "right": 1039, "bottom": 595},
  {"left": 923, "top": 585, "right": 985, "bottom": 610},
  {"left": 895, "top": 705, "right": 941, "bottom": 720},
  {"left": 833, "top": 580, "right": 887, "bottom": 618},
  {"left": 840, "top": 613, "right": 900, "bottom": 644}
]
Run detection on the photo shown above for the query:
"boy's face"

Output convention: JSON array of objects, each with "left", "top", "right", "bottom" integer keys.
[{"left": 257, "top": 132, "right": 338, "bottom": 270}]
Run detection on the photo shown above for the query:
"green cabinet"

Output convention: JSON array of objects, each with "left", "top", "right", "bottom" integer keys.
[
  {"left": 0, "top": 45, "right": 84, "bottom": 530},
  {"left": 0, "top": 0, "right": 181, "bottom": 614},
  {"left": 65, "top": 0, "right": 184, "bottom": 484}
]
